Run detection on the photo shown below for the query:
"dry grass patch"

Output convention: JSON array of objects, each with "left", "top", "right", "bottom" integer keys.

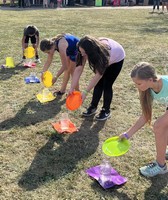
[{"left": 0, "top": 7, "right": 168, "bottom": 200}]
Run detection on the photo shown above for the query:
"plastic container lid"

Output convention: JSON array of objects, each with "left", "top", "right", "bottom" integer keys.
[
  {"left": 66, "top": 91, "right": 82, "bottom": 111},
  {"left": 24, "top": 46, "right": 35, "bottom": 59},
  {"left": 36, "top": 88, "right": 56, "bottom": 103},
  {"left": 102, "top": 136, "right": 130, "bottom": 157}
]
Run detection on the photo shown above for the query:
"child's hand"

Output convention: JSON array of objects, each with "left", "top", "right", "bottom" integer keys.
[
  {"left": 67, "top": 88, "right": 74, "bottom": 97},
  {"left": 52, "top": 77, "right": 57, "bottom": 85},
  {"left": 119, "top": 132, "right": 129, "bottom": 140},
  {"left": 81, "top": 92, "right": 86, "bottom": 103}
]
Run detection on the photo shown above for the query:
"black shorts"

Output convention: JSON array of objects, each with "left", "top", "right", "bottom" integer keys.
[
  {"left": 25, "top": 35, "right": 36, "bottom": 44},
  {"left": 166, "top": 107, "right": 168, "bottom": 110}
]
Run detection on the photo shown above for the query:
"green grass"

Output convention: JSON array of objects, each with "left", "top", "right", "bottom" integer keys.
[{"left": 0, "top": 7, "right": 168, "bottom": 200}]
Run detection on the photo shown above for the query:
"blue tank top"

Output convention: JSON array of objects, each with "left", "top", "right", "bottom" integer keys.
[
  {"left": 55, "top": 34, "right": 79, "bottom": 61},
  {"left": 151, "top": 75, "right": 168, "bottom": 105}
]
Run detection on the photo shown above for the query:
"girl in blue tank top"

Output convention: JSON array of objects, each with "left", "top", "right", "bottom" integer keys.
[{"left": 40, "top": 33, "right": 79, "bottom": 95}]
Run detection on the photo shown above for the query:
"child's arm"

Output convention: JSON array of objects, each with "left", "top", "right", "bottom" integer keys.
[
  {"left": 35, "top": 30, "right": 40, "bottom": 48},
  {"left": 120, "top": 115, "right": 147, "bottom": 139},
  {"left": 85, "top": 70, "right": 103, "bottom": 93},
  {"left": 68, "top": 56, "right": 87, "bottom": 95},
  {"left": 69, "top": 64, "right": 84, "bottom": 94},
  {"left": 42, "top": 52, "right": 54, "bottom": 73},
  {"left": 54, "top": 38, "right": 68, "bottom": 79}
]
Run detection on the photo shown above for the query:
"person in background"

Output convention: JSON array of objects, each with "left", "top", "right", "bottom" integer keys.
[
  {"left": 25, "top": 0, "right": 31, "bottom": 7},
  {"left": 50, "top": 0, "right": 54, "bottom": 8},
  {"left": 3, "top": 0, "right": 7, "bottom": 6},
  {"left": 152, "top": 0, "right": 160, "bottom": 13},
  {"left": 40, "top": 33, "right": 79, "bottom": 96},
  {"left": 113, "top": 0, "right": 120, "bottom": 6},
  {"left": 10, "top": 0, "right": 15, "bottom": 6},
  {"left": 161, "top": 0, "right": 168, "bottom": 13},
  {"left": 57, "top": 0, "right": 62, "bottom": 7},
  {"left": 22, "top": 25, "right": 40, "bottom": 63},
  {"left": 120, "top": 62, "right": 168, "bottom": 177},
  {"left": 43, "top": 0, "right": 49, "bottom": 8},
  {"left": 18, "top": 0, "right": 25, "bottom": 7},
  {"left": 68, "top": 35, "right": 125, "bottom": 121}
]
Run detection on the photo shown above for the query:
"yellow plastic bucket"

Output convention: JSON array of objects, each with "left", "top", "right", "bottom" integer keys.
[
  {"left": 42, "top": 71, "right": 53, "bottom": 88},
  {"left": 6, "top": 57, "right": 15, "bottom": 68},
  {"left": 36, "top": 88, "right": 56, "bottom": 103}
]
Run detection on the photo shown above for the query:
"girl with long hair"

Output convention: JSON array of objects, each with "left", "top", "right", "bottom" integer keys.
[
  {"left": 120, "top": 62, "right": 168, "bottom": 177},
  {"left": 68, "top": 35, "right": 125, "bottom": 121},
  {"left": 40, "top": 33, "right": 79, "bottom": 95}
]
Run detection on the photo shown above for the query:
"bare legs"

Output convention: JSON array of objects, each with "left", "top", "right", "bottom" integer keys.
[
  {"left": 60, "top": 59, "right": 79, "bottom": 93},
  {"left": 153, "top": 111, "right": 168, "bottom": 165},
  {"left": 162, "top": 2, "right": 168, "bottom": 12},
  {"left": 32, "top": 44, "right": 39, "bottom": 58},
  {"left": 22, "top": 43, "right": 28, "bottom": 58}
]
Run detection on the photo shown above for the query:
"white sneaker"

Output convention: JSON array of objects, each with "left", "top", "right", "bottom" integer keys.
[
  {"left": 166, "top": 149, "right": 168, "bottom": 160},
  {"left": 35, "top": 58, "right": 41, "bottom": 63},
  {"left": 139, "top": 161, "right": 168, "bottom": 177},
  {"left": 21, "top": 57, "right": 26, "bottom": 63}
]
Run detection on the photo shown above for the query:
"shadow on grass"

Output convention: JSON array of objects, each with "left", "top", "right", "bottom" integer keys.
[
  {"left": 0, "top": 62, "right": 26, "bottom": 80},
  {"left": 144, "top": 174, "right": 168, "bottom": 199},
  {"left": 140, "top": 14, "right": 168, "bottom": 34},
  {"left": 0, "top": 98, "right": 65, "bottom": 130},
  {"left": 91, "top": 181, "right": 132, "bottom": 200},
  {"left": 90, "top": 171, "right": 168, "bottom": 199},
  {"left": 18, "top": 117, "right": 105, "bottom": 190},
  {"left": 0, "top": 6, "right": 45, "bottom": 11}
]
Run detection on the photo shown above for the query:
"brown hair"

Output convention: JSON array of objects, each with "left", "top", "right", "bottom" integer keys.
[
  {"left": 40, "top": 33, "right": 65, "bottom": 52},
  {"left": 76, "top": 35, "right": 110, "bottom": 75},
  {"left": 25, "top": 25, "right": 37, "bottom": 35},
  {"left": 131, "top": 62, "right": 157, "bottom": 124}
]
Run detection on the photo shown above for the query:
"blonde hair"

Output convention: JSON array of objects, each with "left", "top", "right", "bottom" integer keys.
[{"left": 131, "top": 62, "right": 157, "bottom": 124}]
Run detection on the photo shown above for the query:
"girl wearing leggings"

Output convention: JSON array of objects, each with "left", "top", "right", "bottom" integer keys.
[{"left": 68, "top": 35, "right": 125, "bottom": 121}]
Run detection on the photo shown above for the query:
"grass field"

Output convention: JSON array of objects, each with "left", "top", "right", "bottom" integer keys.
[{"left": 0, "top": 6, "right": 168, "bottom": 200}]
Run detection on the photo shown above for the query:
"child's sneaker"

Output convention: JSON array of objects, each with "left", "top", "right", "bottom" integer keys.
[
  {"left": 54, "top": 91, "right": 65, "bottom": 96},
  {"left": 82, "top": 106, "right": 97, "bottom": 117},
  {"left": 21, "top": 56, "right": 26, "bottom": 63},
  {"left": 139, "top": 161, "right": 168, "bottom": 177},
  {"left": 35, "top": 58, "right": 41, "bottom": 63},
  {"left": 95, "top": 109, "right": 110, "bottom": 121},
  {"left": 166, "top": 149, "right": 168, "bottom": 160}
]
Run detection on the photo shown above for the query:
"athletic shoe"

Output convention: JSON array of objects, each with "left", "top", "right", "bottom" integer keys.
[
  {"left": 82, "top": 106, "right": 97, "bottom": 117},
  {"left": 35, "top": 58, "right": 41, "bottom": 63},
  {"left": 166, "top": 149, "right": 168, "bottom": 160},
  {"left": 139, "top": 161, "right": 168, "bottom": 177},
  {"left": 95, "top": 109, "right": 111, "bottom": 121},
  {"left": 54, "top": 91, "right": 65, "bottom": 96},
  {"left": 21, "top": 56, "right": 26, "bottom": 63}
]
